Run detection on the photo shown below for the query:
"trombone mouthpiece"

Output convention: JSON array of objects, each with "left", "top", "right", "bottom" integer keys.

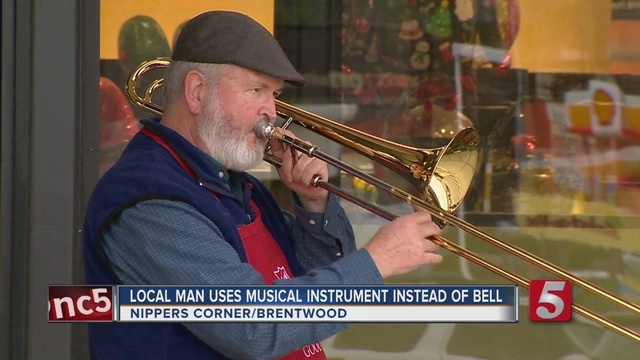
[
  {"left": 258, "top": 122, "right": 276, "bottom": 140},
  {"left": 260, "top": 123, "right": 276, "bottom": 139}
]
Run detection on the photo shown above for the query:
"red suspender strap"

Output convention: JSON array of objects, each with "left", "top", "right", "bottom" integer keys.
[{"left": 141, "top": 127, "right": 197, "bottom": 179}]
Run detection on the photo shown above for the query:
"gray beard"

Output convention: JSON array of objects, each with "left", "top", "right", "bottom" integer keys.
[{"left": 196, "top": 97, "right": 268, "bottom": 172}]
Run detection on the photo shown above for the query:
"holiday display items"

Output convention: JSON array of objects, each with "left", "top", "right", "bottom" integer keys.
[
  {"left": 455, "top": 0, "right": 475, "bottom": 22},
  {"left": 410, "top": 41, "right": 431, "bottom": 70},
  {"left": 399, "top": 18, "right": 424, "bottom": 40},
  {"left": 425, "top": 1, "right": 452, "bottom": 39},
  {"left": 118, "top": 15, "right": 171, "bottom": 74}
]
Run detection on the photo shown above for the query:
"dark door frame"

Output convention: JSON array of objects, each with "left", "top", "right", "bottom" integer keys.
[{"left": 1, "top": 0, "right": 100, "bottom": 358}]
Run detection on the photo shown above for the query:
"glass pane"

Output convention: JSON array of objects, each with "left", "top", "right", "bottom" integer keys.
[{"left": 275, "top": 0, "right": 640, "bottom": 358}]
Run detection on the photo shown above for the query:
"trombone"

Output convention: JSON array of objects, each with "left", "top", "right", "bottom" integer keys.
[{"left": 126, "top": 58, "right": 640, "bottom": 342}]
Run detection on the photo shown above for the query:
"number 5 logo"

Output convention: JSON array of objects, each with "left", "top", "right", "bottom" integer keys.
[{"left": 529, "top": 280, "right": 572, "bottom": 322}]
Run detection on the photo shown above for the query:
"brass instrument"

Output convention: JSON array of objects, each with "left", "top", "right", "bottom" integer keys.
[{"left": 126, "top": 58, "right": 640, "bottom": 342}]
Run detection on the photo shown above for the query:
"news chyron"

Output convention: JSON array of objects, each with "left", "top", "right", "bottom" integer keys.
[
  {"left": 49, "top": 284, "right": 518, "bottom": 323},
  {"left": 48, "top": 282, "right": 572, "bottom": 323}
]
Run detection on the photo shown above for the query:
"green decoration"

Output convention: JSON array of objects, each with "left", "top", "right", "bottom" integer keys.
[
  {"left": 118, "top": 15, "right": 171, "bottom": 74},
  {"left": 425, "top": 4, "right": 452, "bottom": 38}
]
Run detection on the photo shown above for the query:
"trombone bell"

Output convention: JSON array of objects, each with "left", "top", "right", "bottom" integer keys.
[{"left": 274, "top": 100, "right": 479, "bottom": 217}]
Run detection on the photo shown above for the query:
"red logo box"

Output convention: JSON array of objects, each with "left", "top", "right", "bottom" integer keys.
[
  {"left": 48, "top": 285, "right": 113, "bottom": 322},
  {"left": 529, "top": 280, "right": 572, "bottom": 322}
]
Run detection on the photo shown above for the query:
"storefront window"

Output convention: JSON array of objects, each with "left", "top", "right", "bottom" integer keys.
[{"left": 99, "top": 0, "right": 640, "bottom": 357}]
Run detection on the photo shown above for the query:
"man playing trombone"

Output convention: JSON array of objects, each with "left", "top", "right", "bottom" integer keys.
[{"left": 83, "top": 10, "right": 442, "bottom": 360}]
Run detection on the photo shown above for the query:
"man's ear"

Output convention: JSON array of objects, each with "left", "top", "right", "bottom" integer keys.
[{"left": 183, "top": 70, "right": 205, "bottom": 115}]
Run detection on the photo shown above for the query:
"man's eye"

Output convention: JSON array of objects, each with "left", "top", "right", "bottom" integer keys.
[{"left": 251, "top": 88, "right": 262, "bottom": 94}]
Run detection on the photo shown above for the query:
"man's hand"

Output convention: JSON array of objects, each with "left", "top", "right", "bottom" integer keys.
[
  {"left": 269, "top": 129, "right": 329, "bottom": 212},
  {"left": 364, "top": 211, "right": 443, "bottom": 278}
]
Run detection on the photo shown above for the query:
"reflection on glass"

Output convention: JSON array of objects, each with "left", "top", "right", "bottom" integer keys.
[
  {"left": 99, "top": 76, "right": 139, "bottom": 175},
  {"left": 100, "top": 13, "right": 172, "bottom": 176}
]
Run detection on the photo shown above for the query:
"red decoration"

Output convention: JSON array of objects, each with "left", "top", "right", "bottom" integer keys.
[
  {"left": 355, "top": 18, "right": 371, "bottom": 34},
  {"left": 511, "top": 134, "right": 537, "bottom": 155},
  {"left": 99, "top": 77, "right": 140, "bottom": 173},
  {"left": 439, "top": 42, "right": 454, "bottom": 62}
]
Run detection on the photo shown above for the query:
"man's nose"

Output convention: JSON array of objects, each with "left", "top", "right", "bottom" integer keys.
[{"left": 262, "top": 97, "right": 277, "bottom": 123}]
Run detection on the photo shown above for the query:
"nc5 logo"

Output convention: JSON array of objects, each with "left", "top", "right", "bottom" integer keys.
[{"left": 529, "top": 280, "right": 572, "bottom": 322}]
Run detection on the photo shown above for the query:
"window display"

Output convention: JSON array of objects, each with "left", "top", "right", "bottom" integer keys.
[{"left": 273, "top": 0, "right": 640, "bottom": 357}]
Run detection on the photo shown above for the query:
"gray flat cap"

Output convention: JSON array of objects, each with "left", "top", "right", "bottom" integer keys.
[{"left": 172, "top": 11, "right": 305, "bottom": 87}]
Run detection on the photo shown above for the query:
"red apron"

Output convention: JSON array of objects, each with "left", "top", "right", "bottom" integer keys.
[
  {"left": 143, "top": 128, "right": 326, "bottom": 360},
  {"left": 238, "top": 201, "right": 326, "bottom": 360}
]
